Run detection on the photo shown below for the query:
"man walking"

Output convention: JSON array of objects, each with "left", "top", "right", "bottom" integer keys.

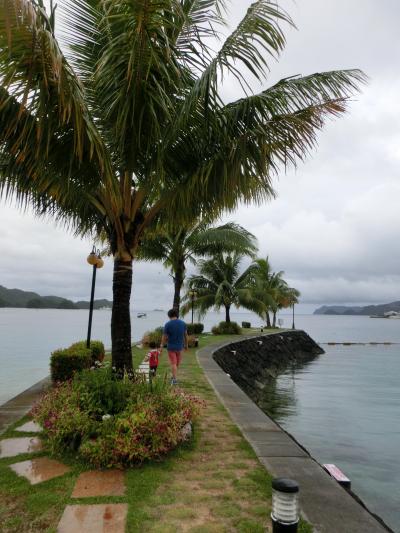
[{"left": 160, "top": 309, "right": 188, "bottom": 385}]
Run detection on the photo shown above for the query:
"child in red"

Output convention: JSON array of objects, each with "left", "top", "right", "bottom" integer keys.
[{"left": 146, "top": 342, "right": 161, "bottom": 378}]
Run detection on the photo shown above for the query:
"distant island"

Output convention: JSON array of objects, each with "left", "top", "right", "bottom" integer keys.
[
  {"left": 314, "top": 301, "right": 400, "bottom": 316},
  {"left": 0, "top": 285, "right": 112, "bottom": 310}
]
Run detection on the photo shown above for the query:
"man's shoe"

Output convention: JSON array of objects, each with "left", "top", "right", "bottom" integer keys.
[{"left": 170, "top": 378, "right": 178, "bottom": 385}]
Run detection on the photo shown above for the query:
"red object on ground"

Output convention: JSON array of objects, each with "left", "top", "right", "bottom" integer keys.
[
  {"left": 323, "top": 464, "right": 351, "bottom": 489},
  {"left": 148, "top": 350, "right": 160, "bottom": 367}
]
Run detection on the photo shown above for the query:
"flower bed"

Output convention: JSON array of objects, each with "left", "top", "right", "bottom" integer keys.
[{"left": 32, "top": 367, "right": 203, "bottom": 468}]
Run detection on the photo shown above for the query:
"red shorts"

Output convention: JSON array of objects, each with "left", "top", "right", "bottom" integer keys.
[{"left": 168, "top": 351, "right": 182, "bottom": 366}]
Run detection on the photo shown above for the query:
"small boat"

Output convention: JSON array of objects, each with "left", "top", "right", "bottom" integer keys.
[{"left": 137, "top": 312, "right": 147, "bottom": 318}]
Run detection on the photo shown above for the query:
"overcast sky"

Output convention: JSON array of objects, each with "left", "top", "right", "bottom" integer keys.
[{"left": 1, "top": 0, "right": 399, "bottom": 309}]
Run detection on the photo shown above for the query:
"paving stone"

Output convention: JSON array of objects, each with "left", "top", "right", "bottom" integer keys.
[
  {"left": 57, "top": 504, "right": 128, "bottom": 533},
  {"left": 9, "top": 457, "right": 70, "bottom": 484},
  {"left": 0, "top": 437, "right": 42, "bottom": 458},
  {"left": 15, "top": 421, "right": 42, "bottom": 433},
  {"left": 72, "top": 470, "right": 125, "bottom": 498}
]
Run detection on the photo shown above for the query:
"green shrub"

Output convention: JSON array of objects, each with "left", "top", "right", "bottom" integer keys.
[
  {"left": 50, "top": 346, "right": 92, "bottom": 382},
  {"left": 142, "top": 327, "right": 163, "bottom": 347},
  {"left": 212, "top": 321, "right": 242, "bottom": 335},
  {"left": 186, "top": 323, "right": 204, "bottom": 335},
  {"left": 32, "top": 368, "right": 203, "bottom": 467},
  {"left": 241, "top": 321, "right": 251, "bottom": 328},
  {"left": 70, "top": 340, "right": 105, "bottom": 362}
]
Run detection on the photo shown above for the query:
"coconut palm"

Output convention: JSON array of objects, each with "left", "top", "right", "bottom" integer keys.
[
  {"left": 182, "top": 253, "right": 264, "bottom": 323},
  {"left": 0, "top": 0, "right": 365, "bottom": 371},
  {"left": 248, "top": 257, "right": 300, "bottom": 326},
  {"left": 137, "top": 222, "right": 258, "bottom": 314}
]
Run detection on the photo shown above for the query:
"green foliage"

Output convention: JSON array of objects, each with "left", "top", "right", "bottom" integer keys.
[
  {"left": 142, "top": 327, "right": 164, "bottom": 347},
  {"left": 70, "top": 340, "right": 105, "bottom": 362},
  {"left": 0, "top": 0, "right": 364, "bottom": 370},
  {"left": 186, "top": 323, "right": 204, "bottom": 335},
  {"left": 241, "top": 321, "right": 251, "bottom": 328},
  {"left": 32, "top": 368, "right": 203, "bottom": 467},
  {"left": 50, "top": 346, "right": 92, "bottom": 382},
  {"left": 212, "top": 321, "right": 242, "bottom": 335}
]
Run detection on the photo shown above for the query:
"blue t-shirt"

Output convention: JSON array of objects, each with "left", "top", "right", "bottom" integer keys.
[{"left": 163, "top": 319, "right": 186, "bottom": 351}]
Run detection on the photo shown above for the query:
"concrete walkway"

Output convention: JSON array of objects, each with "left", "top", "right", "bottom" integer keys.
[
  {"left": 197, "top": 339, "right": 391, "bottom": 533},
  {"left": 0, "top": 377, "right": 51, "bottom": 434}
]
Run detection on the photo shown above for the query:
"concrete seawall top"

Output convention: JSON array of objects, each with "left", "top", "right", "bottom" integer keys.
[{"left": 197, "top": 332, "right": 391, "bottom": 533}]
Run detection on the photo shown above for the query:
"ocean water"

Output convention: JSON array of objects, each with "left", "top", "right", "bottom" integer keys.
[
  {"left": 259, "top": 314, "right": 400, "bottom": 533},
  {"left": 1, "top": 308, "right": 399, "bottom": 530},
  {"left": 0, "top": 307, "right": 259, "bottom": 405}
]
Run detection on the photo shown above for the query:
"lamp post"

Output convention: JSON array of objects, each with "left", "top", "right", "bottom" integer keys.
[
  {"left": 292, "top": 304, "right": 295, "bottom": 330},
  {"left": 188, "top": 290, "right": 197, "bottom": 324},
  {"left": 86, "top": 246, "right": 104, "bottom": 348}
]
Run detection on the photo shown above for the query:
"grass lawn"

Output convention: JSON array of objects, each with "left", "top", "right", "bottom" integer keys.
[{"left": 0, "top": 332, "right": 312, "bottom": 533}]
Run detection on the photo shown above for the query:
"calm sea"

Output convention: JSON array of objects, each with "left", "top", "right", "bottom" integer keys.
[{"left": 0, "top": 308, "right": 399, "bottom": 530}]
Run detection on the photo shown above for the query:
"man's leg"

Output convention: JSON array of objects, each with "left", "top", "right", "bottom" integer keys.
[{"left": 168, "top": 351, "right": 178, "bottom": 381}]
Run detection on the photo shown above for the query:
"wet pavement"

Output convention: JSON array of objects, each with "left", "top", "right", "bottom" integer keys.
[
  {"left": 57, "top": 504, "right": 128, "bottom": 533},
  {"left": 9, "top": 457, "right": 71, "bottom": 485},
  {"left": 15, "top": 421, "right": 42, "bottom": 433},
  {"left": 0, "top": 436, "right": 43, "bottom": 458},
  {"left": 72, "top": 471, "right": 126, "bottom": 498}
]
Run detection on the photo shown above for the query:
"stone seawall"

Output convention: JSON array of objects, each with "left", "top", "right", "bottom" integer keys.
[{"left": 213, "top": 330, "right": 324, "bottom": 403}]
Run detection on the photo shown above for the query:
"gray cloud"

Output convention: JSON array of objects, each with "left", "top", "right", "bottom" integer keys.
[{"left": 1, "top": 0, "right": 400, "bottom": 307}]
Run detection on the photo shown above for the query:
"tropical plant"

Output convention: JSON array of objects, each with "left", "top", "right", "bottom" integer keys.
[
  {"left": 138, "top": 222, "right": 257, "bottom": 313},
  {"left": 247, "top": 257, "right": 300, "bottom": 326},
  {"left": 182, "top": 253, "right": 264, "bottom": 323},
  {"left": 0, "top": 0, "right": 365, "bottom": 371}
]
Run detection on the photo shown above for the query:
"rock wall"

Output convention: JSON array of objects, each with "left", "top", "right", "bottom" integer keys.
[{"left": 213, "top": 330, "right": 324, "bottom": 403}]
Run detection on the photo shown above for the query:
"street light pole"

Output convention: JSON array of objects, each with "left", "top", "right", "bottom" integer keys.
[
  {"left": 189, "top": 290, "right": 197, "bottom": 324},
  {"left": 86, "top": 246, "right": 104, "bottom": 348}
]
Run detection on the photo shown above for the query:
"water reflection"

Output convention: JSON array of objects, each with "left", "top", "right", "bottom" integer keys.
[{"left": 253, "top": 359, "right": 316, "bottom": 421}]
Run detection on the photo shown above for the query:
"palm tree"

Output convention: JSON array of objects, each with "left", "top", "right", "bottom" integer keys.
[
  {"left": 182, "top": 253, "right": 264, "bottom": 323},
  {"left": 247, "top": 257, "right": 300, "bottom": 327},
  {"left": 137, "top": 222, "right": 257, "bottom": 314},
  {"left": 0, "top": 0, "right": 365, "bottom": 371}
]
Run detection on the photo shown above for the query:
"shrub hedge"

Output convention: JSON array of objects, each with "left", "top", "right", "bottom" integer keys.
[
  {"left": 212, "top": 321, "right": 242, "bottom": 335},
  {"left": 142, "top": 327, "right": 164, "bottom": 347},
  {"left": 50, "top": 346, "right": 92, "bottom": 382},
  {"left": 70, "top": 340, "right": 105, "bottom": 362},
  {"left": 186, "top": 323, "right": 204, "bottom": 335}
]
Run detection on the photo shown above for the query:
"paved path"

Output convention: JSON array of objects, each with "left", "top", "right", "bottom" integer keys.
[
  {"left": 0, "top": 377, "right": 51, "bottom": 434},
  {"left": 197, "top": 338, "right": 391, "bottom": 533}
]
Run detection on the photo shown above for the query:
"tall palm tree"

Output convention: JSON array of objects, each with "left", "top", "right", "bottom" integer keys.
[
  {"left": 182, "top": 253, "right": 264, "bottom": 323},
  {"left": 247, "top": 257, "right": 276, "bottom": 327},
  {"left": 248, "top": 257, "right": 300, "bottom": 326},
  {"left": 137, "top": 222, "right": 257, "bottom": 314},
  {"left": 0, "top": 0, "right": 365, "bottom": 371}
]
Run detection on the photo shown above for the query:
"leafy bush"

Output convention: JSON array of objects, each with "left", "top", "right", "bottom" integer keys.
[
  {"left": 187, "top": 334, "right": 198, "bottom": 348},
  {"left": 142, "top": 327, "right": 164, "bottom": 347},
  {"left": 32, "top": 368, "right": 203, "bottom": 467},
  {"left": 241, "top": 321, "right": 251, "bottom": 328},
  {"left": 70, "top": 340, "right": 105, "bottom": 362},
  {"left": 186, "top": 323, "right": 204, "bottom": 335},
  {"left": 211, "top": 321, "right": 242, "bottom": 335},
  {"left": 50, "top": 346, "right": 92, "bottom": 382}
]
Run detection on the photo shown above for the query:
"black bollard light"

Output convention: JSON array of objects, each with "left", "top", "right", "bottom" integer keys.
[{"left": 271, "top": 478, "right": 299, "bottom": 533}]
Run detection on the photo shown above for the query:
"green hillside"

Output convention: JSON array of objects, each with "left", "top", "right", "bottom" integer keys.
[{"left": 0, "top": 285, "right": 112, "bottom": 310}]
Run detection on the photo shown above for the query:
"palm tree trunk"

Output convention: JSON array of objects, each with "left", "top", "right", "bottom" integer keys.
[
  {"left": 111, "top": 258, "right": 133, "bottom": 372},
  {"left": 225, "top": 305, "right": 231, "bottom": 323},
  {"left": 266, "top": 311, "right": 271, "bottom": 328},
  {"left": 272, "top": 311, "right": 277, "bottom": 328},
  {"left": 172, "top": 263, "right": 185, "bottom": 315}
]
